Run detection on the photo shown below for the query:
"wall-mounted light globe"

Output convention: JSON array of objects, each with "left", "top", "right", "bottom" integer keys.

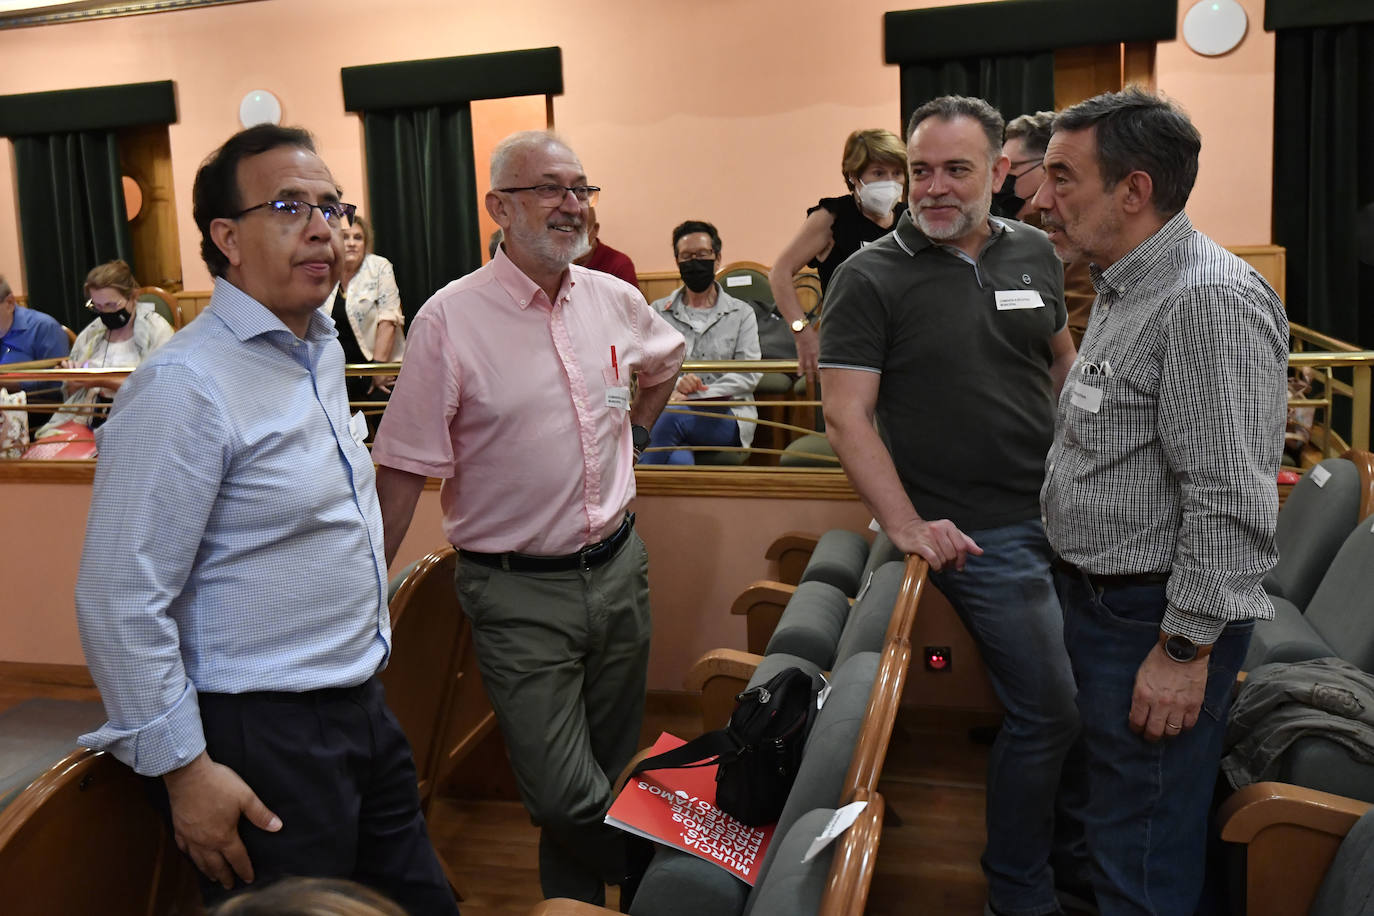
[
  {"left": 1182, "top": 0, "right": 1248, "bottom": 56},
  {"left": 238, "top": 90, "right": 282, "bottom": 128}
]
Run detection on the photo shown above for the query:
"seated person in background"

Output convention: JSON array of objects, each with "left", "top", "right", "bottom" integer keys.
[
  {"left": 573, "top": 206, "right": 639, "bottom": 287},
  {"left": 36, "top": 259, "right": 172, "bottom": 437},
  {"left": 997, "top": 111, "right": 1095, "bottom": 347},
  {"left": 769, "top": 127, "right": 908, "bottom": 377},
  {"left": 641, "top": 220, "right": 761, "bottom": 465},
  {"left": 0, "top": 272, "right": 68, "bottom": 399},
  {"left": 332, "top": 215, "right": 405, "bottom": 406}
]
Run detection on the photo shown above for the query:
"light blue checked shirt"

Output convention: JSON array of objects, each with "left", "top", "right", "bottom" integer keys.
[{"left": 76, "top": 279, "right": 391, "bottom": 777}]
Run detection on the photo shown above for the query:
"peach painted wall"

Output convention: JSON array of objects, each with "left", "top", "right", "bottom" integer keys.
[
  {"left": 0, "top": 0, "right": 1274, "bottom": 300},
  {"left": 4, "top": 476, "right": 871, "bottom": 692}
]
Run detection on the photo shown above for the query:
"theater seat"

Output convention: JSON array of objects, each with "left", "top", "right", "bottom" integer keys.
[
  {"left": 1245, "top": 521, "right": 1374, "bottom": 672},
  {"left": 1265, "top": 456, "right": 1364, "bottom": 610}
]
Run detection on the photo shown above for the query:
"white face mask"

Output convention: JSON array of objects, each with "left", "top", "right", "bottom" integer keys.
[{"left": 856, "top": 179, "right": 904, "bottom": 217}]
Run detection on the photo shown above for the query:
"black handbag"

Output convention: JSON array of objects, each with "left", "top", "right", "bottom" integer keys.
[{"left": 629, "top": 667, "right": 822, "bottom": 826}]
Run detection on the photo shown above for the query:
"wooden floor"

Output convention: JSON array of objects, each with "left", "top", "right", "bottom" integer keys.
[
  {"left": 430, "top": 703, "right": 994, "bottom": 915},
  {"left": 0, "top": 681, "right": 994, "bottom": 915}
]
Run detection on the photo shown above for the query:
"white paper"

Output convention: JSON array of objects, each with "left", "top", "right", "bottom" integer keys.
[
  {"left": 348, "top": 410, "right": 368, "bottom": 445},
  {"left": 994, "top": 289, "right": 1045, "bottom": 311},
  {"left": 1070, "top": 381, "right": 1103, "bottom": 414},
  {"left": 801, "top": 801, "right": 869, "bottom": 863},
  {"left": 868, "top": 517, "right": 881, "bottom": 532},
  {"left": 605, "top": 386, "right": 630, "bottom": 410},
  {"left": 816, "top": 673, "right": 831, "bottom": 710},
  {"left": 1311, "top": 465, "right": 1331, "bottom": 488},
  {"left": 725, "top": 275, "right": 752, "bottom": 288}
]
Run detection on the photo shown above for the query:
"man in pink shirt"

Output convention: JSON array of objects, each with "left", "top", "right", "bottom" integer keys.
[{"left": 373, "top": 130, "right": 684, "bottom": 907}]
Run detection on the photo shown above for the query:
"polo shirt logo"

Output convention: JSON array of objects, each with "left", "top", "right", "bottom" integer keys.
[{"left": 1022, "top": 274, "right": 1032, "bottom": 285}]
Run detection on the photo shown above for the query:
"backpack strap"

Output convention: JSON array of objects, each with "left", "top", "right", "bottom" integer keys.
[{"left": 628, "top": 729, "right": 739, "bottom": 779}]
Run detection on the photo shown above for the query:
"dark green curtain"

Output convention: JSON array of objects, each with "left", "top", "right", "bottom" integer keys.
[
  {"left": 361, "top": 104, "right": 481, "bottom": 323},
  {"left": 899, "top": 53, "right": 1056, "bottom": 136},
  {"left": 13, "top": 129, "right": 133, "bottom": 331},
  {"left": 1272, "top": 22, "right": 1374, "bottom": 348}
]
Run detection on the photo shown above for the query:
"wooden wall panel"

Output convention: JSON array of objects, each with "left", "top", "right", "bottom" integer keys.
[{"left": 117, "top": 124, "right": 182, "bottom": 291}]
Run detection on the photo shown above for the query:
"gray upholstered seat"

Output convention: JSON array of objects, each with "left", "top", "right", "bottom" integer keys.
[
  {"left": 796, "top": 530, "right": 869, "bottom": 594},
  {"left": 856, "top": 531, "right": 903, "bottom": 591},
  {"left": 1310, "top": 801, "right": 1374, "bottom": 914},
  {"left": 630, "top": 651, "right": 880, "bottom": 916},
  {"left": 1246, "top": 522, "right": 1374, "bottom": 673},
  {"left": 760, "top": 582, "right": 848, "bottom": 671},
  {"left": 1266, "top": 458, "right": 1363, "bottom": 610},
  {"left": 763, "top": 561, "right": 904, "bottom": 670},
  {"left": 740, "top": 807, "right": 843, "bottom": 915}
]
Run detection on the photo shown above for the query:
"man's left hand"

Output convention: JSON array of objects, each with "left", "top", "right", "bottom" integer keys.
[{"left": 1129, "top": 643, "right": 1208, "bottom": 742}]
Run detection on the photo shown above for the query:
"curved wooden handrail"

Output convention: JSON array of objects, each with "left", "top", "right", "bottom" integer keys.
[
  {"left": 1340, "top": 448, "right": 1374, "bottom": 521},
  {"left": 820, "top": 787, "right": 885, "bottom": 916},
  {"left": 842, "top": 638, "right": 912, "bottom": 797}
]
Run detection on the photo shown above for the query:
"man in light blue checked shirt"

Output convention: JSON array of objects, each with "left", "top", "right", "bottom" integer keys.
[{"left": 75, "top": 125, "right": 456, "bottom": 914}]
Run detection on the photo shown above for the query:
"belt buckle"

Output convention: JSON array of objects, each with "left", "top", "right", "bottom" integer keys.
[{"left": 577, "top": 543, "right": 598, "bottom": 570}]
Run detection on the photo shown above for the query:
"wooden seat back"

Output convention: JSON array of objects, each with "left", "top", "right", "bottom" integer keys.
[
  {"left": 381, "top": 547, "right": 497, "bottom": 811},
  {"left": 0, "top": 748, "right": 197, "bottom": 915}
]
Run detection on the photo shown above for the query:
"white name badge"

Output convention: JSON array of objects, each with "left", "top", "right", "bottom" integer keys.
[
  {"left": 995, "top": 289, "right": 1045, "bottom": 310},
  {"left": 605, "top": 386, "right": 630, "bottom": 410},
  {"left": 348, "top": 410, "right": 368, "bottom": 445},
  {"left": 725, "top": 275, "right": 752, "bottom": 288},
  {"left": 1070, "top": 381, "right": 1103, "bottom": 414}
]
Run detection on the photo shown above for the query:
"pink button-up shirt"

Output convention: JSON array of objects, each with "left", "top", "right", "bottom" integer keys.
[{"left": 373, "top": 249, "right": 684, "bottom": 555}]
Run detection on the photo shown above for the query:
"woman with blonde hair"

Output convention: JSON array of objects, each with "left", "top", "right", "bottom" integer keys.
[
  {"left": 35, "top": 259, "right": 173, "bottom": 437},
  {"left": 768, "top": 128, "right": 908, "bottom": 377},
  {"left": 332, "top": 214, "right": 404, "bottom": 403}
]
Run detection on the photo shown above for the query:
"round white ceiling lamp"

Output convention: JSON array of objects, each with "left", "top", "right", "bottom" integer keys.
[
  {"left": 1182, "top": 0, "right": 1248, "bottom": 56},
  {"left": 238, "top": 90, "right": 282, "bottom": 128}
]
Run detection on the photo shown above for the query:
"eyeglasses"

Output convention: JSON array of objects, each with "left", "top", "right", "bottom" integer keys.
[
  {"left": 85, "top": 298, "right": 128, "bottom": 314},
  {"left": 1008, "top": 158, "right": 1044, "bottom": 178},
  {"left": 231, "top": 200, "right": 358, "bottom": 226},
  {"left": 676, "top": 251, "right": 717, "bottom": 262},
  {"left": 496, "top": 184, "right": 600, "bottom": 206}
]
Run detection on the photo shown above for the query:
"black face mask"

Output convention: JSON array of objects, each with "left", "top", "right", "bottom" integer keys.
[
  {"left": 98, "top": 308, "right": 132, "bottom": 330},
  {"left": 677, "top": 258, "right": 716, "bottom": 294},
  {"left": 991, "top": 173, "right": 1025, "bottom": 220}
]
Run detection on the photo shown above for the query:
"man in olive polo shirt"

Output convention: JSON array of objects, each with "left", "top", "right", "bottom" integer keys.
[{"left": 820, "top": 95, "right": 1078, "bottom": 916}]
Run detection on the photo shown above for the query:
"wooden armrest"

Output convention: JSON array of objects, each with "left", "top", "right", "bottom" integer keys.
[
  {"left": 730, "top": 581, "right": 797, "bottom": 615},
  {"left": 1218, "top": 781, "right": 1371, "bottom": 916},
  {"left": 731, "top": 581, "right": 797, "bottom": 655},
  {"left": 684, "top": 649, "right": 766, "bottom": 691},
  {"left": 528, "top": 898, "right": 618, "bottom": 915},
  {"left": 765, "top": 531, "right": 821, "bottom": 561},
  {"left": 1220, "top": 780, "right": 1370, "bottom": 844},
  {"left": 765, "top": 532, "right": 821, "bottom": 585},
  {"left": 685, "top": 648, "right": 765, "bottom": 734}
]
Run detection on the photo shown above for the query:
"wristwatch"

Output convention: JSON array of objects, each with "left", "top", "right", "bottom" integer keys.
[
  {"left": 631, "top": 424, "right": 651, "bottom": 455},
  {"left": 1159, "top": 631, "right": 1213, "bottom": 663},
  {"left": 790, "top": 317, "right": 809, "bottom": 333}
]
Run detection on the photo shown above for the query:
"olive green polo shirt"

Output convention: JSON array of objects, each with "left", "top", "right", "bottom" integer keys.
[{"left": 819, "top": 209, "right": 1067, "bottom": 532}]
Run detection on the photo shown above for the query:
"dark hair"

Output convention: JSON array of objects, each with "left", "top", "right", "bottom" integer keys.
[
  {"left": 906, "top": 95, "right": 1004, "bottom": 163},
  {"left": 671, "top": 220, "right": 721, "bottom": 258},
  {"left": 1053, "top": 87, "right": 1201, "bottom": 217},
  {"left": 192, "top": 124, "right": 318, "bottom": 278},
  {"left": 1004, "top": 111, "right": 1056, "bottom": 157}
]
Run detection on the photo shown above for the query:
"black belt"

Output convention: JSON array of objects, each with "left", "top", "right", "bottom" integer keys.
[
  {"left": 461, "top": 513, "right": 635, "bottom": 573},
  {"left": 1051, "top": 555, "right": 1169, "bottom": 590}
]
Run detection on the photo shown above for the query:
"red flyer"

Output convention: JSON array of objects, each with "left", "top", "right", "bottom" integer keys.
[{"left": 605, "top": 732, "right": 776, "bottom": 886}]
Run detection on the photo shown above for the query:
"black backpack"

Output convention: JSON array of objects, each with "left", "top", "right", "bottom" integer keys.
[{"left": 629, "top": 667, "right": 823, "bottom": 826}]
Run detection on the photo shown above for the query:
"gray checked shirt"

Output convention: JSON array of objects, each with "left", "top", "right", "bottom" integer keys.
[{"left": 1041, "top": 211, "right": 1289, "bottom": 643}]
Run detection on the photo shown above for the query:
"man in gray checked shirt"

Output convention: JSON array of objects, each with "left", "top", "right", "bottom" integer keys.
[{"left": 1036, "top": 88, "right": 1288, "bottom": 915}]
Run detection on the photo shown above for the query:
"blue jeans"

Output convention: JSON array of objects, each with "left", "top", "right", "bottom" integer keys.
[
  {"left": 1053, "top": 568, "right": 1251, "bottom": 916},
  {"left": 930, "top": 519, "right": 1079, "bottom": 916},
  {"left": 638, "top": 404, "right": 740, "bottom": 465}
]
